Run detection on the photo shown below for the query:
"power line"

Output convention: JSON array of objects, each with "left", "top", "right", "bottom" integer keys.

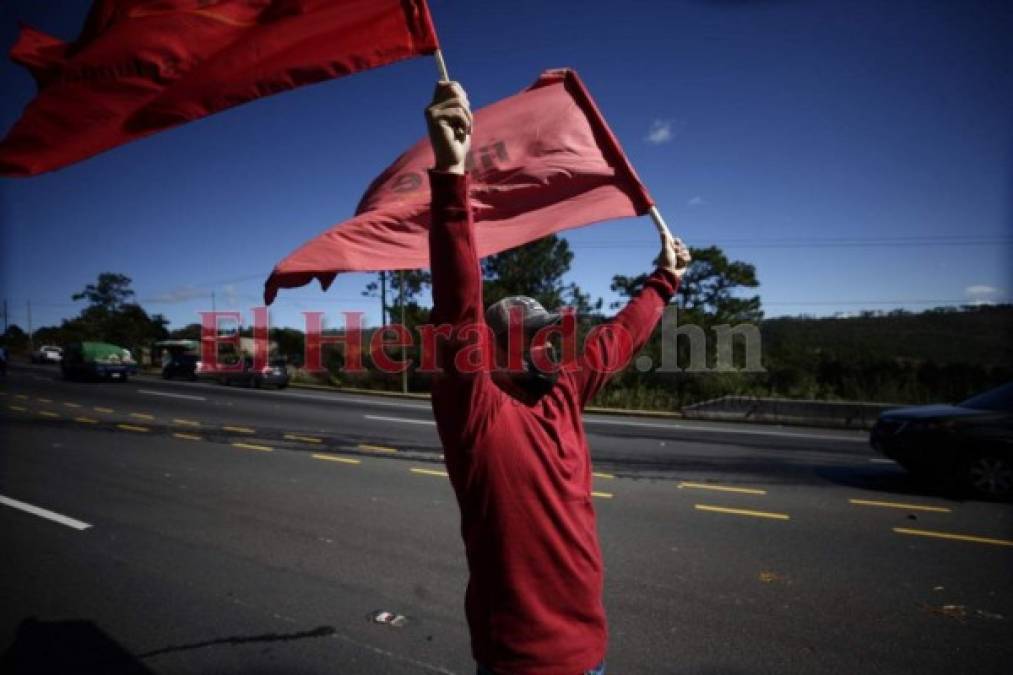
[
  {"left": 569, "top": 236, "right": 1013, "bottom": 250},
  {"left": 762, "top": 298, "right": 1008, "bottom": 306}
]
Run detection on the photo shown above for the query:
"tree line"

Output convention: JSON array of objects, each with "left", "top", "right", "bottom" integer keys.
[{"left": 4, "top": 242, "right": 1009, "bottom": 408}]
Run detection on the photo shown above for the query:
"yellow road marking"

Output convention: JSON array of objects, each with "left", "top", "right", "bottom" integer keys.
[
  {"left": 593, "top": 472, "right": 615, "bottom": 479},
  {"left": 893, "top": 527, "right": 1013, "bottom": 547},
  {"left": 117, "top": 424, "right": 149, "bottom": 433},
  {"left": 285, "top": 433, "right": 323, "bottom": 444},
  {"left": 9, "top": 405, "right": 27, "bottom": 412},
  {"left": 313, "top": 453, "right": 361, "bottom": 465},
  {"left": 679, "top": 482, "right": 767, "bottom": 495},
  {"left": 592, "top": 491, "right": 614, "bottom": 499},
  {"left": 232, "top": 442, "right": 272, "bottom": 452},
  {"left": 38, "top": 410, "right": 60, "bottom": 418},
  {"left": 411, "top": 467, "right": 448, "bottom": 477},
  {"left": 36, "top": 397, "right": 52, "bottom": 403},
  {"left": 15, "top": 394, "right": 29, "bottom": 399},
  {"left": 94, "top": 407, "right": 114, "bottom": 413},
  {"left": 695, "top": 504, "right": 789, "bottom": 520},
  {"left": 850, "top": 498, "right": 951, "bottom": 513},
  {"left": 63, "top": 402, "right": 82, "bottom": 408},
  {"left": 223, "top": 425, "right": 255, "bottom": 434},
  {"left": 130, "top": 412, "right": 155, "bottom": 420},
  {"left": 173, "top": 433, "right": 202, "bottom": 441},
  {"left": 75, "top": 417, "right": 99, "bottom": 424},
  {"left": 173, "top": 418, "right": 200, "bottom": 427},
  {"left": 359, "top": 443, "right": 397, "bottom": 454}
]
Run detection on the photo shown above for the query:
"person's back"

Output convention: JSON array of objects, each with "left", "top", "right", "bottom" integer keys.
[{"left": 424, "top": 80, "right": 690, "bottom": 674}]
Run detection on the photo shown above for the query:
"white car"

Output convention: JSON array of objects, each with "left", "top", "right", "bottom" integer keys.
[{"left": 31, "top": 345, "right": 63, "bottom": 364}]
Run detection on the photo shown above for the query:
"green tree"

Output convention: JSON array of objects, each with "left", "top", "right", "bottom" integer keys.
[
  {"left": 61, "top": 273, "right": 170, "bottom": 360},
  {"left": 611, "top": 246, "right": 761, "bottom": 323},
  {"left": 72, "top": 272, "right": 135, "bottom": 312},
  {"left": 676, "top": 246, "right": 762, "bottom": 322},
  {"left": 362, "top": 270, "right": 432, "bottom": 328},
  {"left": 482, "top": 235, "right": 599, "bottom": 312},
  {"left": 1, "top": 325, "right": 29, "bottom": 354}
]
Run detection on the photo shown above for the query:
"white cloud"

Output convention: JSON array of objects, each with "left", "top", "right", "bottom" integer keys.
[
  {"left": 645, "top": 119, "right": 674, "bottom": 144},
  {"left": 145, "top": 286, "right": 209, "bottom": 304},
  {"left": 964, "top": 284, "right": 1004, "bottom": 306},
  {"left": 687, "top": 196, "right": 706, "bottom": 207},
  {"left": 223, "top": 284, "right": 239, "bottom": 307}
]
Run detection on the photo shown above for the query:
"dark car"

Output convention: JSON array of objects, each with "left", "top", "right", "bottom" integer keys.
[
  {"left": 870, "top": 382, "right": 1013, "bottom": 499},
  {"left": 209, "top": 357, "right": 289, "bottom": 389},
  {"left": 162, "top": 353, "right": 198, "bottom": 380}
]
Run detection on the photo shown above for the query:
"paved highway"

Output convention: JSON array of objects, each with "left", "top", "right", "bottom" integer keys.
[{"left": 2, "top": 362, "right": 1011, "bottom": 674}]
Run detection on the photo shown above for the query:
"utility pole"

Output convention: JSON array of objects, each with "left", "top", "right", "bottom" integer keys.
[
  {"left": 27, "top": 300, "right": 33, "bottom": 353},
  {"left": 379, "top": 271, "right": 388, "bottom": 326},
  {"left": 211, "top": 290, "right": 216, "bottom": 313},
  {"left": 399, "top": 270, "right": 408, "bottom": 394}
]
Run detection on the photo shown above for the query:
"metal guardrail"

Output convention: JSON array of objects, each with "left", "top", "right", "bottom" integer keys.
[{"left": 682, "top": 395, "right": 900, "bottom": 430}]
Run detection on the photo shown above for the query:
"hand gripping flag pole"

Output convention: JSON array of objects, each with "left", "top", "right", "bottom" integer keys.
[
  {"left": 648, "top": 205, "right": 674, "bottom": 240},
  {"left": 434, "top": 49, "right": 451, "bottom": 82}
]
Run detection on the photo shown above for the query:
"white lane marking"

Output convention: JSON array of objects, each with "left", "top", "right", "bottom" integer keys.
[
  {"left": 293, "top": 392, "right": 430, "bottom": 410},
  {"left": 154, "top": 378, "right": 864, "bottom": 441},
  {"left": 869, "top": 458, "right": 896, "bottom": 464},
  {"left": 364, "top": 414, "right": 436, "bottom": 426},
  {"left": 582, "top": 417, "right": 867, "bottom": 442},
  {"left": 138, "top": 389, "right": 206, "bottom": 401},
  {"left": 0, "top": 495, "right": 92, "bottom": 531},
  {"left": 362, "top": 412, "right": 864, "bottom": 442}
]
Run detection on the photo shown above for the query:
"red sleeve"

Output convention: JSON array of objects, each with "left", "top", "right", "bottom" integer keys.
[
  {"left": 428, "top": 170, "right": 502, "bottom": 444},
  {"left": 569, "top": 268, "right": 680, "bottom": 407}
]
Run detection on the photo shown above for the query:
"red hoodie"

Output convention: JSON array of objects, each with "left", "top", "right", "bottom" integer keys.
[{"left": 428, "top": 170, "right": 680, "bottom": 674}]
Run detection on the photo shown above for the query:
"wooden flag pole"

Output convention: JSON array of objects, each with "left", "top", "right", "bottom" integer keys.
[
  {"left": 434, "top": 49, "right": 450, "bottom": 82},
  {"left": 648, "top": 205, "right": 674, "bottom": 240}
]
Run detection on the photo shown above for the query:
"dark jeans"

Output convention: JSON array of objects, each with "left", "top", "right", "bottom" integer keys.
[{"left": 477, "top": 662, "right": 605, "bottom": 675}]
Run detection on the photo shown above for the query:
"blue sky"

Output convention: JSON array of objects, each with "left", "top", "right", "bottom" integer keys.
[{"left": 1, "top": 0, "right": 1011, "bottom": 333}]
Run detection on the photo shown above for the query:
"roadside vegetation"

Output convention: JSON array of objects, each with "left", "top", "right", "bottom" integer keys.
[{"left": 4, "top": 250, "right": 1010, "bottom": 410}]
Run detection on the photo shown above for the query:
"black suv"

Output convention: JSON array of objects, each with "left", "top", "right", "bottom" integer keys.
[{"left": 162, "top": 354, "right": 199, "bottom": 380}]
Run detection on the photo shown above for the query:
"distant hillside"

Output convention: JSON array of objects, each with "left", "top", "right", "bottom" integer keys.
[
  {"left": 755, "top": 304, "right": 1012, "bottom": 404},
  {"left": 762, "top": 305, "right": 1012, "bottom": 368}
]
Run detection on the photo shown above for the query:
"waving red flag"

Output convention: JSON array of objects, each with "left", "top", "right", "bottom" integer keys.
[
  {"left": 264, "top": 68, "right": 653, "bottom": 305},
  {"left": 0, "top": 0, "right": 440, "bottom": 177}
]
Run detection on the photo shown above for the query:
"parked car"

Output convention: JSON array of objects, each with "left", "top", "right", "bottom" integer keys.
[
  {"left": 31, "top": 345, "right": 63, "bottom": 364},
  {"left": 61, "top": 342, "right": 137, "bottom": 382},
  {"left": 162, "top": 353, "right": 199, "bottom": 380},
  {"left": 870, "top": 382, "right": 1013, "bottom": 499},
  {"left": 202, "top": 356, "right": 289, "bottom": 389}
]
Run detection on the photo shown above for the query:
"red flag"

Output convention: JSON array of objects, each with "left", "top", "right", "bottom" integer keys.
[
  {"left": 0, "top": 0, "right": 440, "bottom": 176},
  {"left": 264, "top": 68, "right": 653, "bottom": 305}
]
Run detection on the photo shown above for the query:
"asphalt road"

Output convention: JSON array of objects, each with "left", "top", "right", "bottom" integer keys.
[{"left": 1, "top": 362, "right": 1011, "bottom": 674}]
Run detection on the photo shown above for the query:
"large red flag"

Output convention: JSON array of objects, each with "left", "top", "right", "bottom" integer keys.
[
  {"left": 0, "top": 0, "right": 440, "bottom": 176},
  {"left": 264, "top": 68, "right": 653, "bottom": 305}
]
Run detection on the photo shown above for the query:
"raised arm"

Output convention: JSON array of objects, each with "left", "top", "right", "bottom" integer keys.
[
  {"left": 571, "top": 233, "right": 692, "bottom": 407},
  {"left": 427, "top": 80, "right": 480, "bottom": 339},
  {"left": 426, "top": 82, "right": 501, "bottom": 442}
]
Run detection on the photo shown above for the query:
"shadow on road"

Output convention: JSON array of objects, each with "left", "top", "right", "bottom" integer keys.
[
  {"left": 134, "top": 625, "right": 336, "bottom": 659},
  {"left": 0, "top": 618, "right": 339, "bottom": 675},
  {"left": 0, "top": 618, "right": 154, "bottom": 674},
  {"left": 815, "top": 464, "right": 971, "bottom": 503}
]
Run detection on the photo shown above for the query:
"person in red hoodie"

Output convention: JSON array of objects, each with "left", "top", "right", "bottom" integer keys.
[{"left": 425, "top": 81, "right": 691, "bottom": 675}]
